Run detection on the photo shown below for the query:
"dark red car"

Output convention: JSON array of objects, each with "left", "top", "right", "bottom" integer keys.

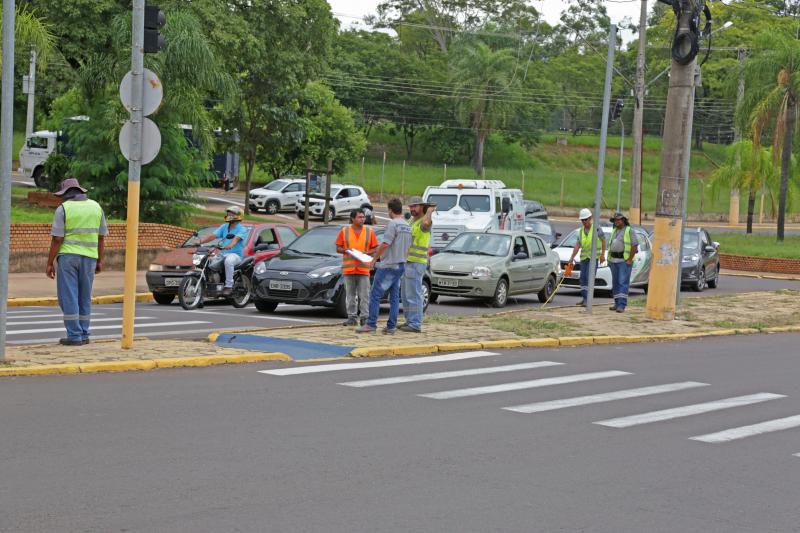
[{"left": 146, "top": 222, "right": 299, "bottom": 304}]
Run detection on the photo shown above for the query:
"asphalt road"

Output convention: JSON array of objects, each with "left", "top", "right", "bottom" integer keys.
[
  {"left": 2, "top": 333, "right": 799, "bottom": 532},
  {"left": 5, "top": 274, "right": 797, "bottom": 345}
]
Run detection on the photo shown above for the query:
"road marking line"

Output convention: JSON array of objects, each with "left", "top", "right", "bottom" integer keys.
[
  {"left": 5, "top": 313, "right": 107, "bottom": 320},
  {"left": 794, "top": 453, "right": 800, "bottom": 458},
  {"left": 260, "top": 351, "right": 500, "bottom": 376},
  {"left": 503, "top": 382, "right": 710, "bottom": 414},
  {"left": 594, "top": 393, "right": 786, "bottom": 428},
  {"left": 7, "top": 316, "right": 154, "bottom": 326},
  {"left": 175, "top": 308, "right": 317, "bottom": 323},
  {"left": 419, "top": 370, "right": 631, "bottom": 400},
  {"left": 6, "top": 321, "right": 211, "bottom": 335},
  {"left": 7, "top": 308, "right": 54, "bottom": 314},
  {"left": 689, "top": 414, "right": 800, "bottom": 443},
  {"left": 6, "top": 328, "right": 221, "bottom": 345},
  {"left": 202, "top": 195, "right": 245, "bottom": 207},
  {"left": 338, "top": 361, "right": 564, "bottom": 388}
]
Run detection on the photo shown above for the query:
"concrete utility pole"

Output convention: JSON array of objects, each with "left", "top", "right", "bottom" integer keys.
[
  {"left": 645, "top": 0, "right": 700, "bottom": 321},
  {"left": 729, "top": 47, "right": 747, "bottom": 226},
  {"left": 0, "top": 0, "right": 15, "bottom": 361},
  {"left": 630, "top": 0, "right": 648, "bottom": 225},
  {"left": 586, "top": 24, "right": 617, "bottom": 314},
  {"left": 24, "top": 50, "right": 37, "bottom": 138}
]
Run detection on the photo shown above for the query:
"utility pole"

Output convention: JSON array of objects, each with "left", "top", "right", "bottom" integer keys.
[
  {"left": 729, "top": 47, "right": 747, "bottom": 226},
  {"left": 629, "top": 0, "right": 648, "bottom": 225},
  {"left": 0, "top": 0, "right": 16, "bottom": 361},
  {"left": 24, "top": 50, "right": 37, "bottom": 138},
  {"left": 645, "top": 0, "right": 700, "bottom": 321}
]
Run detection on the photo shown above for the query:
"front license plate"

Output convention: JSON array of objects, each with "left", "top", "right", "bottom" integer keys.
[
  {"left": 269, "top": 280, "right": 293, "bottom": 291},
  {"left": 164, "top": 277, "right": 182, "bottom": 287},
  {"left": 437, "top": 279, "right": 458, "bottom": 288}
]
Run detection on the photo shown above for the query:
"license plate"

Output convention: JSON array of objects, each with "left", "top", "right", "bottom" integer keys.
[
  {"left": 269, "top": 280, "right": 293, "bottom": 291},
  {"left": 164, "top": 277, "right": 182, "bottom": 287},
  {"left": 437, "top": 279, "right": 458, "bottom": 288}
]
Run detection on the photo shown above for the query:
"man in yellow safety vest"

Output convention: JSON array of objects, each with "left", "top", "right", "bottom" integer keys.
[
  {"left": 607, "top": 212, "right": 638, "bottom": 312},
  {"left": 567, "top": 208, "right": 606, "bottom": 307},
  {"left": 46, "top": 178, "right": 108, "bottom": 345},
  {"left": 399, "top": 196, "right": 434, "bottom": 332}
]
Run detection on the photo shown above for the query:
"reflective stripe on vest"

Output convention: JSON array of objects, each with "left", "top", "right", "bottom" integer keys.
[
  {"left": 579, "top": 224, "right": 595, "bottom": 261},
  {"left": 343, "top": 226, "right": 373, "bottom": 275},
  {"left": 611, "top": 225, "right": 632, "bottom": 258},
  {"left": 407, "top": 218, "right": 430, "bottom": 263},
  {"left": 59, "top": 199, "right": 103, "bottom": 259}
]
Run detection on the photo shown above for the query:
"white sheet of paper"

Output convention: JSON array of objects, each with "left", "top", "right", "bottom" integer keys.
[{"left": 347, "top": 249, "right": 373, "bottom": 263}]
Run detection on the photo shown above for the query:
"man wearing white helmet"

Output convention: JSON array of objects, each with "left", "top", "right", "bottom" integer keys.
[
  {"left": 195, "top": 206, "right": 249, "bottom": 296},
  {"left": 567, "top": 208, "right": 607, "bottom": 307}
]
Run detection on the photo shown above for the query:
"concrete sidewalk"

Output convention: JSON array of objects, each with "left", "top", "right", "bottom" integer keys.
[{"left": 6, "top": 271, "right": 148, "bottom": 299}]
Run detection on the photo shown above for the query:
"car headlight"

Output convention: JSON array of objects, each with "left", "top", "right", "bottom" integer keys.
[
  {"left": 254, "top": 262, "right": 267, "bottom": 275},
  {"left": 148, "top": 264, "right": 164, "bottom": 272},
  {"left": 308, "top": 265, "right": 341, "bottom": 279},
  {"left": 683, "top": 254, "right": 699, "bottom": 263},
  {"left": 471, "top": 266, "right": 492, "bottom": 278},
  {"left": 192, "top": 254, "right": 203, "bottom": 266}
]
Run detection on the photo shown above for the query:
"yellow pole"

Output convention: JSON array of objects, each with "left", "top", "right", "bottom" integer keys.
[{"left": 121, "top": 180, "right": 140, "bottom": 348}]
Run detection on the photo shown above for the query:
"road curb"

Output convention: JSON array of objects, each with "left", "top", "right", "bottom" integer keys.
[{"left": 7, "top": 293, "right": 153, "bottom": 307}]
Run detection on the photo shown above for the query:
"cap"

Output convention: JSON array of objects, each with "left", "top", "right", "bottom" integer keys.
[
  {"left": 408, "top": 196, "right": 426, "bottom": 206},
  {"left": 579, "top": 208, "right": 592, "bottom": 220},
  {"left": 54, "top": 178, "right": 87, "bottom": 196},
  {"left": 609, "top": 212, "right": 627, "bottom": 222}
]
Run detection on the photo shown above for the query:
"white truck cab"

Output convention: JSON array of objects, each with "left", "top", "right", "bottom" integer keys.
[
  {"left": 422, "top": 179, "right": 526, "bottom": 250},
  {"left": 18, "top": 130, "right": 58, "bottom": 187}
]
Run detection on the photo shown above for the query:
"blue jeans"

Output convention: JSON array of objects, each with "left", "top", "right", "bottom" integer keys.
[
  {"left": 367, "top": 265, "right": 404, "bottom": 329},
  {"left": 579, "top": 258, "right": 596, "bottom": 303},
  {"left": 402, "top": 262, "right": 427, "bottom": 331},
  {"left": 56, "top": 254, "right": 96, "bottom": 341},
  {"left": 609, "top": 261, "right": 632, "bottom": 309}
]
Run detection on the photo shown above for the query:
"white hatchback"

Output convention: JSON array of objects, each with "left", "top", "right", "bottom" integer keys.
[
  {"left": 296, "top": 184, "right": 371, "bottom": 220},
  {"left": 248, "top": 178, "right": 306, "bottom": 215}
]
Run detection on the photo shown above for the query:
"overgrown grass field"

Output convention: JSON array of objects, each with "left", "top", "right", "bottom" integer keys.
[{"left": 714, "top": 233, "right": 800, "bottom": 259}]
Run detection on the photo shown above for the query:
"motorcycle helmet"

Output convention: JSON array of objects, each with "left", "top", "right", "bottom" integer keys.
[{"left": 225, "top": 206, "right": 243, "bottom": 222}]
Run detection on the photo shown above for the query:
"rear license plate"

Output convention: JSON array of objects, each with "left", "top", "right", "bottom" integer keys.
[
  {"left": 437, "top": 279, "right": 458, "bottom": 288},
  {"left": 164, "top": 277, "right": 182, "bottom": 287},
  {"left": 269, "top": 280, "right": 293, "bottom": 291}
]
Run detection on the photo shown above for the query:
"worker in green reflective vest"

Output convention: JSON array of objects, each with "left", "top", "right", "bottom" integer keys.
[
  {"left": 400, "top": 196, "right": 434, "bottom": 333},
  {"left": 46, "top": 178, "right": 108, "bottom": 346}
]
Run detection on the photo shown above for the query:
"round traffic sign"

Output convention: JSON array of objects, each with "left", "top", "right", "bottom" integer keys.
[
  {"left": 119, "top": 118, "right": 162, "bottom": 165},
  {"left": 119, "top": 68, "right": 163, "bottom": 117}
]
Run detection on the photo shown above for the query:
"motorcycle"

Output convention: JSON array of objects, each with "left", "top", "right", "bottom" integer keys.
[{"left": 178, "top": 237, "right": 254, "bottom": 310}]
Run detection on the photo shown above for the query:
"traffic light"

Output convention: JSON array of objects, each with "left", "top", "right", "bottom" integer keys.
[
  {"left": 144, "top": 4, "right": 165, "bottom": 53},
  {"left": 611, "top": 98, "right": 624, "bottom": 121}
]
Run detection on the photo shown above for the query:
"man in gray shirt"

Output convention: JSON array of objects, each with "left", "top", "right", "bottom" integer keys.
[
  {"left": 607, "top": 212, "right": 638, "bottom": 313},
  {"left": 356, "top": 198, "right": 411, "bottom": 334}
]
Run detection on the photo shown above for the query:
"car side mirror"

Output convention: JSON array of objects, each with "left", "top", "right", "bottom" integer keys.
[
  {"left": 555, "top": 232, "right": 562, "bottom": 239},
  {"left": 550, "top": 242, "right": 558, "bottom": 249},
  {"left": 501, "top": 197, "right": 511, "bottom": 213},
  {"left": 704, "top": 245, "right": 716, "bottom": 253}
]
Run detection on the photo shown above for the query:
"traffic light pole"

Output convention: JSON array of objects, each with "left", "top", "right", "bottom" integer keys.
[
  {"left": 0, "top": 0, "right": 15, "bottom": 361},
  {"left": 121, "top": 0, "right": 146, "bottom": 349}
]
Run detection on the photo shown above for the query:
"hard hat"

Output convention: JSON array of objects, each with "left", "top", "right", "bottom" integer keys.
[
  {"left": 225, "top": 206, "right": 243, "bottom": 222},
  {"left": 579, "top": 208, "right": 592, "bottom": 220}
]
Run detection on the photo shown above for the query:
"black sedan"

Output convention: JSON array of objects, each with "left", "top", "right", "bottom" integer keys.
[
  {"left": 523, "top": 199, "right": 548, "bottom": 220},
  {"left": 680, "top": 227, "right": 720, "bottom": 291},
  {"left": 524, "top": 218, "right": 560, "bottom": 246},
  {"left": 252, "top": 225, "right": 430, "bottom": 317}
]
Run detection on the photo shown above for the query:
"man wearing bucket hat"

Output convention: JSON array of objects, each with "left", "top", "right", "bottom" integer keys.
[
  {"left": 607, "top": 212, "right": 638, "bottom": 312},
  {"left": 567, "top": 208, "right": 606, "bottom": 307},
  {"left": 45, "top": 178, "right": 108, "bottom": 345},
  {"left": 399, "top": 195, "right": 434, "bottom": 332}
]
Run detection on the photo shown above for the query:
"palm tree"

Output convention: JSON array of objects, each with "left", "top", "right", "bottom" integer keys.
[
  {"left": 451, "top": 39, "right": 521, "bottom": 175},
  {"left": 0, "top": 7, "right": 55, "bottom": 68},
  {"left": 738, "top": 30, "right": 800, "bottom": 241}
]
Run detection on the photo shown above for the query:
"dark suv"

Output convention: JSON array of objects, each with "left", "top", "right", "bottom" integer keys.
[{"left": 681, "top": 227, "right": 720, "bottom": 291}]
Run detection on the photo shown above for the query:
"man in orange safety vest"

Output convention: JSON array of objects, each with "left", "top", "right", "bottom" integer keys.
[{"left": 336, "top": 208, "right": 379, "bottom": 326}]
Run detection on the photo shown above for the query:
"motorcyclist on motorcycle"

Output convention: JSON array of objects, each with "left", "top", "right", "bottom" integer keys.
[{"left": 195, "top": 206, "right": 248, "bottom": 296}]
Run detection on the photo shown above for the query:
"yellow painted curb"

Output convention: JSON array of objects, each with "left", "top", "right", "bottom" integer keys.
[
  {"left": 79, "top": 360, "right": 157, "bottom": 373},
  {"left": 351, "top": 346, "right": 394, "bottom": 358},
  {"left": 734, "top": 328, "right": 760, "bottom": 335},
  {"left": 704, "top": 329, "right": 738, "bottom": 337},
  {"left": 224, "top": 352, "right": 292, "bottom": 363},
  {"left": 481, "top": 339, "right": 525, "bottom": 350},
  {"left": 436, "top": 342, "right": 484, "bottom": 352},
  {"left": 392, "top": 344, "right": 439, "bottom": 356},
  {"left": 7, "top": 293, "right": 153, "bottom": 307},
  {"left": 762, "top": 325, "right": 800, "bottom": 333},
  {"left": 592, "top": 335, "right": 641, "bottom": 345},
  {"left": 521, "top": 338, "right": 560, "bottom": 348},
  {"left": 557, "top": 336, "right": 594, "bottom": 347},
  {"left": 208, "top": 332, "right": 221, "bottom": 343},
  {"left": 0, "top": 364, "right": 81, "bottom": 376},
  {"left": 153, "top": 356, "right": 231, "bottom": 368}
]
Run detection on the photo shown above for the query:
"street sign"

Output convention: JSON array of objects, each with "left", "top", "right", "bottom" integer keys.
[
  {"left": 22, "top": 75, "right": 31, "bottom": 95},
  {"left": 119, "top": 68, "right": 163, "bottom": 116},
  {"left": 119, "top": 118, "right": 161, "bottom": 165}
]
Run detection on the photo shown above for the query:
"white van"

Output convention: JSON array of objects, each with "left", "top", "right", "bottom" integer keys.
[
  {"left": 18, "top": 130, "right": 58, "bottom": 187},
  {"left": 422, "top": 179, "right": 526, "bottom": 251}
]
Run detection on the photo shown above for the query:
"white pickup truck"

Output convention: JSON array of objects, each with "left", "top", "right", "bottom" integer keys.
[
  {"left": 422, "top": 179, "right": 526, "bottom": 251},
  {"left": 18, "top": 130, "right": 59, "bottom": 188}
]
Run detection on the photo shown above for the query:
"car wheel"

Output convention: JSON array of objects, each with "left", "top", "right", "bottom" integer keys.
[
  {"left": 152, "top": 292, "right": 175, "bottom": 305},
  {"left": 707, "top": 265, "right": 719, "bottom": 289},
  {"left": 229, "top": 275, "right": 252, "bottom": 308},
  {"left": 254, "top": 299, "right": 279, "bottom": 313},
  {"left": 537, "top": 274, "right": 557, "bottom": 303},
  {"left": 296, "top": 210, "right": 305, "bottom": 220},
  {"left": 326, "top": 206, "right": 336, "bottom": 221},
  {"left": 692, "top": 269, "right": 705, "bottom": 292},
  {"left": 642, "top": 283, "right": 649, "bottom": 294},
  {"left": 178, "top": 276, "right": 204, "bottom": 310},
  {"left": 429, "top": 292, "right": 439, "bottom": 304},
  {"left": 490, "top": 278, "right": 509, "bottom": 308},
  {"left": 422, "top": 279, "right": 431, "bottom": 311},
  {"left": 32, "top": 166, "right": 47, "bottom": 188},
  {"left": 335, "top": 290, "right": 348, "bottom": 318},
  {"left": 265, "top": 200, "right": 279, "bottom": 215}
]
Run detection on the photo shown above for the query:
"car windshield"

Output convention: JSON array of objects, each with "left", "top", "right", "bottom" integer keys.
[
  {"left": 527, "top": 220, "right": 551, "bottom": 234},
  {"left": 264, "top": 180, "right": 288, "bottom": 191},
  {"left": 182, "top": 226, "right": 218, "bottom": 247},
  {"left": 525, "top": 201, "right": 543, "bottom": 213},
  {"left": 459, "top": 195, "right": 491, "bottom": 212},
  {"left": 682, "top": 232, "right": 700, "bottom": 250},
  {"left": 427, "top": 194, "right": 458, "bottom": 211},
  {"left": 444, "top": 233, "right": 510, "bottom": 257},
  {"left": 559, "top": 227, "right": 611, "bottom": 248},
  {"left": 283, "top": 227, "right": 338, "bottom": 256}
]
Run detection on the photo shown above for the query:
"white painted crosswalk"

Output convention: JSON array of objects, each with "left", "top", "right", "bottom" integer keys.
[{"left": 689, "top": 414, "right": 800, "bottom": 443}]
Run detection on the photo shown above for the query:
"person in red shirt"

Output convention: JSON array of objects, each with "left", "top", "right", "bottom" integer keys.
[{"left": 336, "top": 208, "right": 379, "bottom": 326}]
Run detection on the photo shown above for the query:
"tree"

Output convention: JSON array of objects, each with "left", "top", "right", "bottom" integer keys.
[
  {"left": 1, "top": 6, "right": 55, "bottom": 65},
  {"left": 739, "top": 30, "right": 800, "bottom": 241}
]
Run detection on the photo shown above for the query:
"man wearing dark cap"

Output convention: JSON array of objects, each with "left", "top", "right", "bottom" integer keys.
[
  {"left": 46, "top": 178, "right": 108, "bottom": 345},
  {"left": 400, "top": 196, "right": 434, "bottom": 333},
  {"left": 608, "top": 212, "right": 638, "bottom": 312}
]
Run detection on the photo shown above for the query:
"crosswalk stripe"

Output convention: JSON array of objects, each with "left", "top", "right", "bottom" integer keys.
[
  {"left": 338, "top": 361, "right": 564, "bottom": 388},
  {"left": 5, "top": 313, "right": 107, "bottom": 320},
  {"left": 6, "top": 321, "right": 211, "bottom": 335},
  {"left": 794, "top": 453, "right": 800, "bottom": 458},
  {"left": 7, "top": 316, "right": 154, "bottom": 326},
  {"left": 419, "top": 370, "right": 631, "bottom": 400},
  {"left": 178, "top": 308, "right": 316, "bottom": 323},
  {"left": 259, "top": 351, "right": 500, "bottom": 376},
  {"left": 594, "top": 393, "right": 786, "bottom": 428},
  {"left": 503, "top": 382, "right": 709, "bottom": 414},
  {"left": 6, "top": 328, "right": 221, "bottom": 345},
  {"left": 689, "top": 414, "right": 800, "bottom": 443}
]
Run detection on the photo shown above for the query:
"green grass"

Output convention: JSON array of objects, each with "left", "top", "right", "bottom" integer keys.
[
  {"left": 13, "top": 131, "right": 25, "bottom": 157},
  {"left": 714, "top": 233, "right": 800, "bottom": 259},
  {"left": 490, "top": 317, "right": 571, "bottom": 337}
]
